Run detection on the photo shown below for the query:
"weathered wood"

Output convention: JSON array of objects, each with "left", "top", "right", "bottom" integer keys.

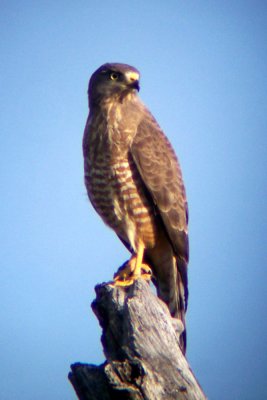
[{"left": 69, "top": 279, "right": 206, "bottom": 400}]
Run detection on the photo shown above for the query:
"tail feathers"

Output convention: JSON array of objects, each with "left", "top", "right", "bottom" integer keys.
[
  {"left": 176, "top": 269, "right": 187, "bottom": 354},
  {"left": 170, "top": 264, "right": 187, "bottom": 354},
  {"left": 155, "top": 256, "right": 188, "bottom": 355}
]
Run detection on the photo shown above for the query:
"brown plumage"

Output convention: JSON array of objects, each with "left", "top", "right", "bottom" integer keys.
[{"left": 83, "top": 63, "right": 189, "bottom": 353}]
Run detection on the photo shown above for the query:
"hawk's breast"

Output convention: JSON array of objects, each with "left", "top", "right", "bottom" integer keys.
[{"left": 84, "top": 142, "right": 158, "bottom": 252}]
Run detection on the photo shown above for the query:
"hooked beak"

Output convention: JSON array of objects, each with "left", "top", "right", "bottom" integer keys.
[{"left": 125, "top": 71, "right": 140, "bottom": 91}]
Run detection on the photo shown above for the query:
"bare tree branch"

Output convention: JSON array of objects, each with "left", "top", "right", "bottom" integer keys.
[{"left": 69, "top": 279, "right": 206, "bottom": 400}]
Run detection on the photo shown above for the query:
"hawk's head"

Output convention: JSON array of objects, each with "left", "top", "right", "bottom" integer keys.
[{"left": 88, "top": 63, "right": 140, "bottom": 107}]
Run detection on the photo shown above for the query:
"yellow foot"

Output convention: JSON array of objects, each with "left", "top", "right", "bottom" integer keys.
[{"left": 112, "top": 257, "right": 152, "bottom": 287}]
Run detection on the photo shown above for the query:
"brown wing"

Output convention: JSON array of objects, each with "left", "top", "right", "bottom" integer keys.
[{"left": 130, "top": 110, "right": 189, "bottom": 307}]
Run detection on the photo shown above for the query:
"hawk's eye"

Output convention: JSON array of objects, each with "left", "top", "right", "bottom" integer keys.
[{"left": 110, "top": 72, "right": 119, "bottom": 81}]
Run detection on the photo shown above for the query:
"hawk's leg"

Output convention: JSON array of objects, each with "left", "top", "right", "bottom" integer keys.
[{"left": 113, "top": 243, "right": 152, "bottom": 286}]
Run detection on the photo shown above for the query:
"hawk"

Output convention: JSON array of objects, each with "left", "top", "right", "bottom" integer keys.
[{"left": 83, "top": 63, "right": 189, "bottom": 353}]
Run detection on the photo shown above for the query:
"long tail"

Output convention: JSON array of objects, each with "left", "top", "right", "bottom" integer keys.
[
  {"left": 171, "top": 256, "right": 188, "bottom": 354},
  {"left": 148, "top": 250, "right": 188, "bottom": 354}
]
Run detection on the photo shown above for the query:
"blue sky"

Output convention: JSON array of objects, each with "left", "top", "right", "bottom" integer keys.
[{"left": 1, "top": 1, "right": 267, "bottom": 399}]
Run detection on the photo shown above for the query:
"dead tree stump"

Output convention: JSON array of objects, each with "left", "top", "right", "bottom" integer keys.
[{"left": 69, "top": 279, "right": 206, "bottom": 400}]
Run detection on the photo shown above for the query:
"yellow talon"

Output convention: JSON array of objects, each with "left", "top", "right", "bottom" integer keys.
[{"left": 112, "top": 243, "right": 152, "bottom": 287}]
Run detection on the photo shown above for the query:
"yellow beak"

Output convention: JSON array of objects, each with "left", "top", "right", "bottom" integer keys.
[{"left": 125, "top": 71, "right": 140, "bottom": 91}]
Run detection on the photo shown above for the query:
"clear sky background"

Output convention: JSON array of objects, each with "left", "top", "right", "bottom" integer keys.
[{"left": 1, "top": 1, "right": 267, "bottom": 399}]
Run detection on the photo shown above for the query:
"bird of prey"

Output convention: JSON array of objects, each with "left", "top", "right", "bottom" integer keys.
[{"left": 83, "top": 63, "right": 189, "bottom": 353}]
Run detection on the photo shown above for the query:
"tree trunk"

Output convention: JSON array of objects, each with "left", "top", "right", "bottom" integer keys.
[{"left": 69, "top": 279, "right": 206, "bottom": 400}]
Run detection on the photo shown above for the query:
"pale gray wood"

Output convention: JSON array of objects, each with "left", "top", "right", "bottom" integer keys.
[{"left": 69, "top": 279, "right": 206, "bottom": 400}]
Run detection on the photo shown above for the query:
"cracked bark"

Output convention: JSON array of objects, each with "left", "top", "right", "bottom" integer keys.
[{"left": 69, "top": 279, "right": 206, "bottom": 400}]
